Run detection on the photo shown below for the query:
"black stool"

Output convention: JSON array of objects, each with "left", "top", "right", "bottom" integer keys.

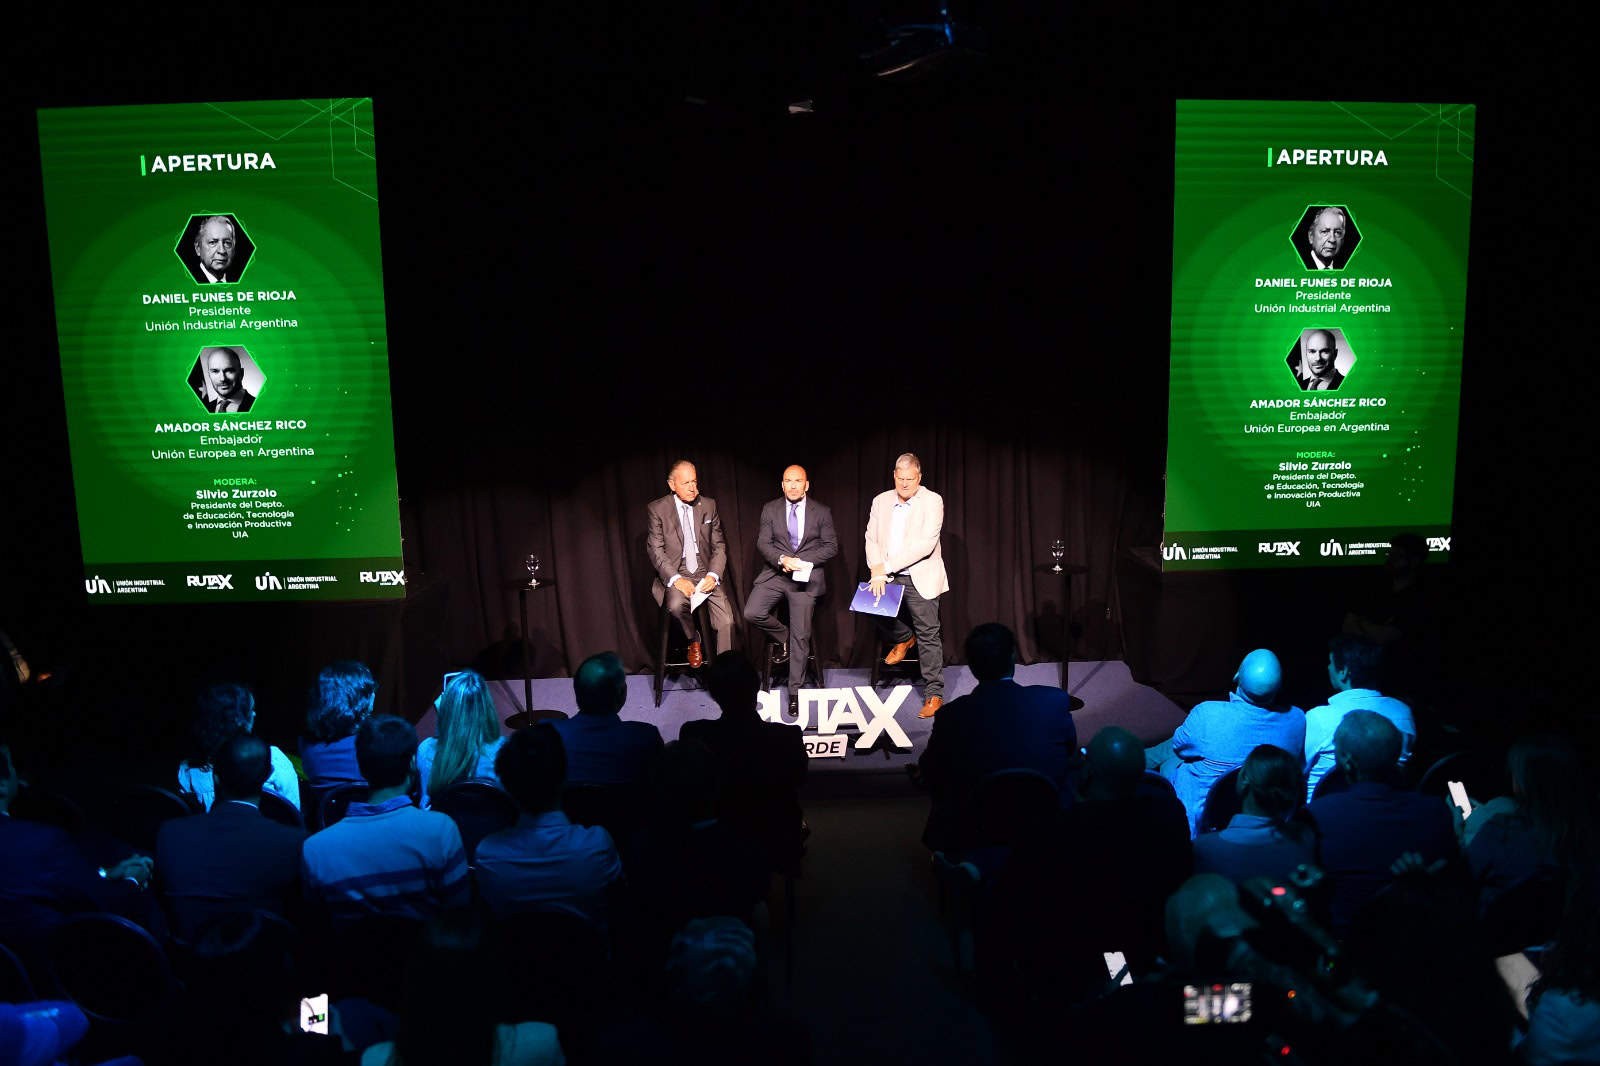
[
  {"left": 869, "top": 637, "right": 921, "bottom": 689},
  {"left": 762, "top": 638, "right": 820, "bottom": 692},
  {"left": 655, "top": 602, "right": 706, "bottom": 707}
]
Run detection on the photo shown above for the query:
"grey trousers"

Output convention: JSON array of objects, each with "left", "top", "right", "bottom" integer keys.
[{"left": 875, "top": 575, "right": 944, "bottom": 699}]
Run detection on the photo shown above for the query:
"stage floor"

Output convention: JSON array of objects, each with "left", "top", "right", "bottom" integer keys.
[{"left": 418, "top": 661, "right": 1186, "bottom": 775}]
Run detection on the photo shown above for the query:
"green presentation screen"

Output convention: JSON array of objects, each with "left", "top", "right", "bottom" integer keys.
[
  {"left": 1163, "top": 100, "right": 1474, "bottom": 570},
  {"left": 37, "top": 99, "right": 404, "bottom": 602}
]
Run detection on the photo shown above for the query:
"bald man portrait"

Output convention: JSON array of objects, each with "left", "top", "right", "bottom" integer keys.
[
  {"left": 647, "top": 460, "right": 733, "bottom": 668},
  {"left": 1294, "top": 329, "right": 1346, "bottom": 391},
  {"left": 191, "top": 347, "right": 257, "bottom": 412},
  {"left": 744, "top": 465, "right": 839, "bottom": 708}
]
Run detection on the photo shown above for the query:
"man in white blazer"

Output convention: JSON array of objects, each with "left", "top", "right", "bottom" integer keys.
[{"left": 865, "top": 452, "right": 949, "bottom": 718}]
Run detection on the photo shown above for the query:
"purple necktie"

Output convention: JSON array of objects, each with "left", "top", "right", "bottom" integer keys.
[{"left": 788, "top": 502, "right": 801, "bottom": 550}]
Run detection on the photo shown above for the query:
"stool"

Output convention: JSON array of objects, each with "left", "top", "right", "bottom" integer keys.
[
  {"left": 762, "top": 638, "right": 819, "bottom": 692},
  {"left": 869, "top": 637, "right": 921, "bottom": 689},
  {"left": 655, "top": 602, "right": 705, "bottom": 707}
]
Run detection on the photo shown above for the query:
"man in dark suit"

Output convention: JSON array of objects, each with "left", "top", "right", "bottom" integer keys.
[
  {"left": 743, "top": 465, "right": 839, "bottom": 710},
  {"left": 186, "top": 215, "right": 244, "bottom": 284},
  {"left": 550, "top": 651, "right": 664, "bottom": 787},
  {"left": 681, "top": 652, "right": 807, "bottom": 875},
  {"left": 0, "top": 745, "right": 153, "bottom": 969},
  {"left": 918, "top": 623, "right": 1079, "bottom": 852},
  {"left": 156, "top": 733, "right": 306, "bottom": 939},
  {"left": 1295, "top": 329, "right": 1346, "bottom": 392},
  {"left": 1305, "top": 710, "right": 1457, "bottom": 935},
  {"left": 646, "top": 459, "right": 733, "bottom": 667},
  {"left": 1300, "top": 206, "right": 1354, "bottom": 270},
  {"left": 193, "top": 347, "right": 257, "bottom": 412}
]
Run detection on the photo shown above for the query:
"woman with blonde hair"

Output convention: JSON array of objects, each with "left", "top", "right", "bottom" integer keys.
[{"left": 416, "top": 669, "right": 505, "bottom": 807}]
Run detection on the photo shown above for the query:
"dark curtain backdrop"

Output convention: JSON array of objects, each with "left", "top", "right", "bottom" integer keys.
[{"left": 404, "top": 418, "right": 1131, "bottom": 677}]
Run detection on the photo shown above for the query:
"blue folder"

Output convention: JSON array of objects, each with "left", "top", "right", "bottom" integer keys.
[{"left": 848, "top": 581, "right": 905, "bottom": 617}]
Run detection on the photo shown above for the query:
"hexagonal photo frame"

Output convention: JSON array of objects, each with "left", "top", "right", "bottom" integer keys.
[
  {"left": 1285, "top": 328, "right": 1356, "bottom": 392},
  {"left": 187, "top": 345, "right": 267, "bottom": 414},
  {"left": 1289, "top": 204, "right": 1361, "bottom": 271},
  {"left": 174, "top": 213, "right": 256, "bottom": 286}
]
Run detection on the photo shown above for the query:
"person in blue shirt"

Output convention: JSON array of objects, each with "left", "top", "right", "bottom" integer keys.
[
  {"left": 415, "top": 669, "right": 506, "bottom": 808},
  {"left": 550, "top": 652, "right": 663, "bottom": 788},
  {"left": 1145, "top": 649, "right": 1307, "bottom": 837},
  {"left": 300, "top": 660, "right": 377, "bottom": 787}
]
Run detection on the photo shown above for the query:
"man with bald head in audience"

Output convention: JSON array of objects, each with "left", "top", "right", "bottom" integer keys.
[
  {"left": 917, "top": 623, "right": 1078, "bottom": 852},
  {"left": 551, "top": 651, "right": 664, "bottom": 787},
  {"left": 1146, "top": 648, "right": 1306, "bottom": 837},
  {"left": 157, "top": 733, "right": 306, "bottom": 939},
  {"left": 1306, "top": 710, "right": 1456, "bottom": 934},
  {"left": 744, "top": 464, "right": 839, "bottom": 712}
]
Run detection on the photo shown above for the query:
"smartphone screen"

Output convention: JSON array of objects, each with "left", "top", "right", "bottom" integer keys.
[
  {"left": 1103, "top": 951, "right": 1133, "bottom": 986},
  {"left": 1183, "top": 983, "right": 1253, "bottom": 1024},
  {"left": 300, "top": 994, "right": 330, "bottom": 1035},
  {"left": 1448, "top": 780, "right": 1472, "bottom": 818}
]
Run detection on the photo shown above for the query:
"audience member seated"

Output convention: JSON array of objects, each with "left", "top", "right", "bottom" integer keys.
[
  {"left": 1344, "top": 859, "right": 1521, "bottom": 1065},
  {"left": 162, "top": 909, "right": 350, "bottom": 1066},
  {"left": 1463, "top": 735, "right": 1596, "bottom": 913},
  {"left": 1303, "top": 635, "right": 1415, "bottom": 801},
  {"left": 361, "top": 913, "right": 564, "bottom": 1066},
  {"left": 1520, "top": 877, "right": 1600, "bottom": 1065},
  {"left": 550, "top": 652, "right": 662, "bottom": 787},
  {"left": 474, "top": 726, "right": 622, "bottom": 925},
  {"left": 1145, "top": 648, "right": 1305, "bottom": 837},
  {"left": 302, "top": 716, "right": 469, "bottom": 925},
  {"left": 593, "top": 917, "right": 811, "bottom": 1066},
  {"left": 1192, "top": 744, "right": 1315, "bottom": 884},
  {"left": 1305, "top": 711, "right": 1455, "bottom": 935},
  {"left": 629, "top": 740, "right": 771, "bottom": 957},
  {"left": 0, "top": 743, "right": 154, "bottom": 968},
  {"left": 416, "top": 669, "right": 506, "bottom": 808},
  {"left": 988, "top": 726, "right": 1191, "bottom": 1016},
  {"left": 917, "top": 623, "right": 1078, "bottom": 853},
  {"left": 681, "top": 651, "right": 807, "bottom": 874},
  {"left": 301, "top": 660, "right": 378, "bottom": 787},
  {"left": 157, "top": 734, "right": 307, "bottom": 940},
  {"left": 176, "top": 682, "right": 301, "bottom": 812}
]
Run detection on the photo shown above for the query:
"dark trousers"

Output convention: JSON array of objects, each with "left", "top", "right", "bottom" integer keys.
[
  {"left": 660, "top": 574, "right": 735, "bottom": 653},
  {"left": 744, "top": 580, "right": 817, "bottom": 691},
  {"left": 875, "top": 575, "right": 944, "bottom": 698}
]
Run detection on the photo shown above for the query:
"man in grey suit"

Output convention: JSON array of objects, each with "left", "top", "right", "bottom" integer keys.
[
  {"left": 744, "top": 465, "right": 839, "bottom": 710},
  {"left": 647, "top": 460, "right": 733, "bottom": 667}
]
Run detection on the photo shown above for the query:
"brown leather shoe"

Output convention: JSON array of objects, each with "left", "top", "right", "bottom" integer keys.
[
  {"left": 917, "top": 696, "right": 943, "bottom": 719},
  {"left": 687, "top": 641, "right": 704, "bottom": 669},
  {"left": 884, "top": 637, "right": 916, "bottom": 666}
]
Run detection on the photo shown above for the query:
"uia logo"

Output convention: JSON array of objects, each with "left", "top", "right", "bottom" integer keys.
[
  {"left": 255, "top": 572, "right": 284, "bottom": 591},
  {"left": 1161, "top": 542, "right": 1187, "bottom": 561},
  {"left": 85, "top": 575, "right": 111, "bottom": 594},
  {"left": 1320, "top": 539, "right": 1345, "bottom": 557}
]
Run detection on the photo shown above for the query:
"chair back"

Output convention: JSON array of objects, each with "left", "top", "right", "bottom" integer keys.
[
  {"left": 11, "top": 785, "right": 85, "bottom": 833},
  {"left": 563, "top": 783, "right": 643, "bottom": 845},
  {"left": 503, "top": 708, "right": 569, "bottom": 730},
  {"left": 256, "top": 790, "right": 305, "bottom": 830},
  {"left": 1136, "top": 771, "right": 1178, "bottom": 803},
  {"left": 430, "top": 778, "right": 519, "bottom": 857},
  {"left": 1312, "top": 765, "right": 1350, "bottom": 800},
  {"left": 47, "top": 914, "right": 172, "bottom": 1024},
  {"left": 98, "top": 784, "right": 195, "bottom": 853},
  {"left": 1480, "top": 870, "right": 1567, "bottom": 957},
  {"left": 972, "top": 768, "right": 1061, "bottom": 850},
  {"left": 492, "top": 908, "right": 611, "bottom": 1035},
  {"left": 0, "top": 940, "right": 36, "bottom": 1002},
  {"left": 318, "top": 784, "right": 370, "bottom": 829},
  {"left": 1414, "top": 750, "right": 1506, "bottom": 799},
  {"left": 326, "top": 915, "right": 424, "bottom": 1009},
  {"left": 1197, "top": 767, "right": 1244, "bottom": 835}
]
